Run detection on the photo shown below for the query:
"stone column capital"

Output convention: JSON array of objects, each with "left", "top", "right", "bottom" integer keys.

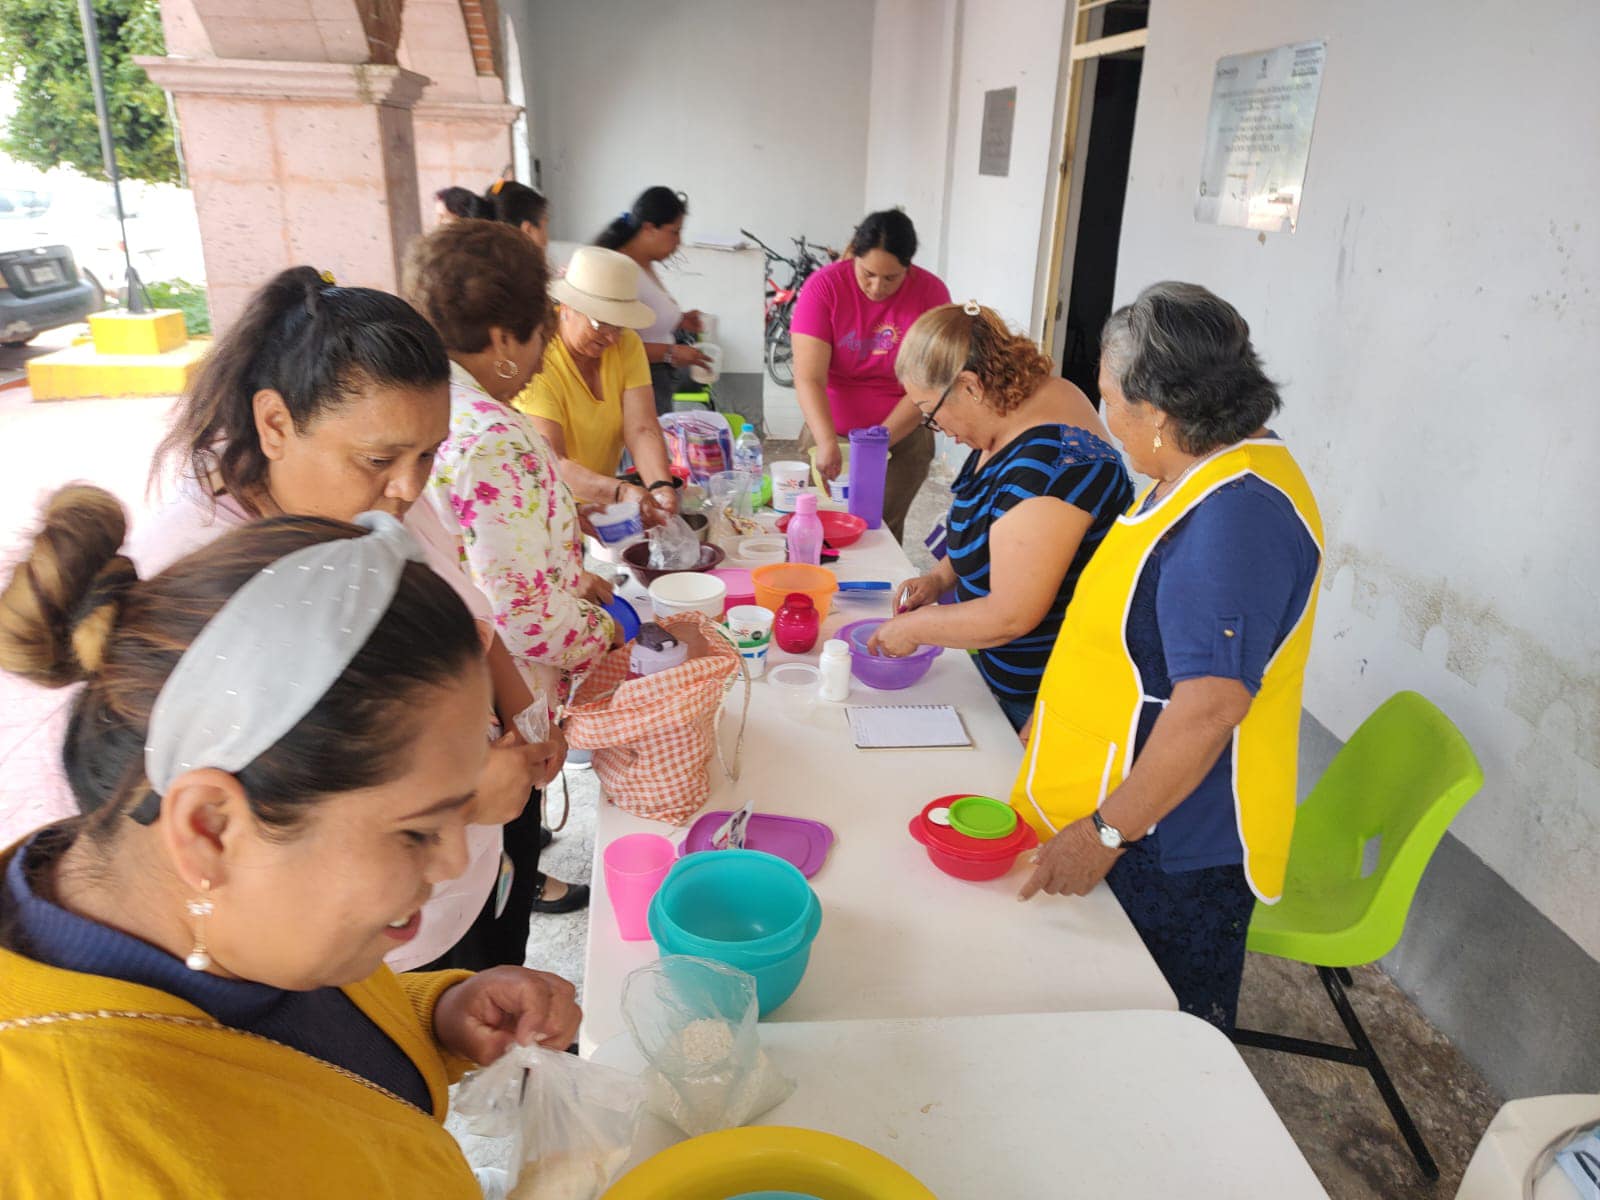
[
  {"left": 137, "top": 57, "right": 432, "bottom": 109},
  {"left": 411, "top": 99, "right": 523, "bottom": 127}
]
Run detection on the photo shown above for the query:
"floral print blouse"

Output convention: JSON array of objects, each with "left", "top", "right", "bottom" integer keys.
[{"left": 427, "top": 363, "right": 615, "bottom": 699}]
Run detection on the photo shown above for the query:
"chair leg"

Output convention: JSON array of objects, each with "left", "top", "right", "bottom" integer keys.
[
  {"left": 1334, "top": 966, "right": 1354, "bottom": 987},
  {"left": 1232, "top": 966, "right": 1439, "bottom": 1181},
  {"left": 1316, "top": 966, "right": 1439, "bottom": 1181}
]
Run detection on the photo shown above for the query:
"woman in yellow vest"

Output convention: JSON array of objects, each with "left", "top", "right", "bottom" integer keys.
[
  {"left": 0, "top": 489, "right": 581, "bottom": 1197},
  {"left": 1006, "top": 283, "right": 1324, "bottom": 1031}
]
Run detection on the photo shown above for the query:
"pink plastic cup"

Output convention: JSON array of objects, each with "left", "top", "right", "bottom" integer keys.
[{"left": 603, "top": 833, "right": 678, "bottom": 941}]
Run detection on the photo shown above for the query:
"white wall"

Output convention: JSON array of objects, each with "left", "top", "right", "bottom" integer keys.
[
  {"left": 1115, "top": 0, "right": 1600, "bottom": 958},
  {"left": 863, "top": 0, "right": 960, "bottom": 275},
  {"left": 505, "top": 0, "right": 872, "bottom": 379},
  {"left": 940, "top": 0, "right": 1069, "bottom": 330}
]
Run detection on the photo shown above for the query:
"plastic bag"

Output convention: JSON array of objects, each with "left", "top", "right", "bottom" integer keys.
[
  {"left": 452, "top": 1043, "right": 645, "bottom": 1200},
  {"left": 660, "top": 412, "right": 734, "bottom": 482},
  {"left": 646, "top": 515, "right": 701, "bottom": 571},
  {"left": 622, "top": 956, "right": 794, "bottom": 1137}
]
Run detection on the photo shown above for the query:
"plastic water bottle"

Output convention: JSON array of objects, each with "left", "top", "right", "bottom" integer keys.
[
  {"left": 785, "top": 491, "right": 824, "bottom": 566},
  {"left": 734, "top": 427, "right": 764, "bottom": 480}
]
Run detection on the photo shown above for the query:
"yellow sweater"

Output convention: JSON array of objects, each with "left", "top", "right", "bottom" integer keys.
[{"left": 0, "top": 856, "right": 483, "bottom": 1197}]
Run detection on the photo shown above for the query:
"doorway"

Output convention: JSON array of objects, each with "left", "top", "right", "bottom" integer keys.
[{"left": 1040, "top": 1, "right": 1149, "bottom": 405}]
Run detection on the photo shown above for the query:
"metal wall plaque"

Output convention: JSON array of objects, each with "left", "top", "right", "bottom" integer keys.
[
  {"left": 1195, "top": 40, "right": 1327, "bottom": 232},
  {"left": 978, "top": 86, "right": 1017, "bottom": 177}
]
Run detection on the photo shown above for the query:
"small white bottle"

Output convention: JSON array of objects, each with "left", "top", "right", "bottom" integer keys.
[{"left": 818, "top": 638, "right": 852, "bottom": 702}]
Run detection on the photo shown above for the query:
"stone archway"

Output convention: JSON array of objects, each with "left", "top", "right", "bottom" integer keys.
[{"left": 139, "top": 0, "right": 519, "bottom": 330}]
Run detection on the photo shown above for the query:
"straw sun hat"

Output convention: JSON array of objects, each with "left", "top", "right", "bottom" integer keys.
[{"left": 550, "top": 246, "right": 655, "bottom": 329}]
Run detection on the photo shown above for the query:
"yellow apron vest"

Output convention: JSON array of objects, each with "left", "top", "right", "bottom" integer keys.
[{"left": 1009, "top": 439, "right": 1324, "bottom": 902}]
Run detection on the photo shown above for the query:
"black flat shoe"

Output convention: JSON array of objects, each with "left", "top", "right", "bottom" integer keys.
[
  {"left": 529, "top": 874, "right": 590, "bottom": 915},
  {"left": 539, "top": 826, "right": 554, "bottom": 850}
]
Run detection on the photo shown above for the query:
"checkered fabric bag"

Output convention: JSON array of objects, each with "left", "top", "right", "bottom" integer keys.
[{"left": 563, "top": 612, "right": 747, "bottom": 824}]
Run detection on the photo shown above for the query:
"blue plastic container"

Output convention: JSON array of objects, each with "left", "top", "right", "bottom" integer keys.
[
  {"left": 648, "top": 850, "right": 823, "bottom": 1015},
  {"left": 604, "top": 594, "right": 642, "bottom": 642}
]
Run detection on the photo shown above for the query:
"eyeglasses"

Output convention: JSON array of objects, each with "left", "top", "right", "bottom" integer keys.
[
  {"left": 585, "top": 315, "right": 621, "bottom": 337},
  {"left": 919, "top": 376, "right": 958, "bottom": 433}
]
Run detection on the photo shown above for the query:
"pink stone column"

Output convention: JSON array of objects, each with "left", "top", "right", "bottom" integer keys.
[
  {"left": 137, "top": 58, "right": 430, "bottom": 331},
  {"left": 413, "top": 98, "right": 520, "bottom": 223}
]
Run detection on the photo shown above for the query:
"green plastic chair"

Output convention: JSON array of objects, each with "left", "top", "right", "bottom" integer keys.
[{"left": 1232, "top": 691, "right": 1484, "bottom": 1181}]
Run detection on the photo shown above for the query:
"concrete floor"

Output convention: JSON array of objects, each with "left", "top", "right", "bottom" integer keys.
[{"left": 0, "top": 384, "right": 1506, "bottom": 1199}]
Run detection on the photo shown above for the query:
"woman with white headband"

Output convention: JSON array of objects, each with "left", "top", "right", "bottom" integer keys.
[
  {"left": 131, "top": 268, "right": 585, "bottom": 972},
  {"left": 0, "top": 488, "right": 579, "bottom": 1195}
]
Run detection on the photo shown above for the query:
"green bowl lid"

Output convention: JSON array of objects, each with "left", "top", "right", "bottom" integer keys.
[{"left": 947, "top": 795, "right": 1017, "bottom": 840}]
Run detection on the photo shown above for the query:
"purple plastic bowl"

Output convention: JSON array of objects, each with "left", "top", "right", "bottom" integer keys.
[{"left": 837, "top": 618, "right": 943, "bottom": 690}]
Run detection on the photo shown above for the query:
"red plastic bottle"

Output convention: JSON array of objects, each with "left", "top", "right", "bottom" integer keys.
[{"left": 773, "top": 592, "right": 821, "bottom": 654}]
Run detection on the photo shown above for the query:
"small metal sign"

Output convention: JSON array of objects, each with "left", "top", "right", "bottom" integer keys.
[
  {"left": 979, "top": 86, "right": 1018, "bottom": 177},
  {"left": 1195, "top": 40, "right": 1327, "bottom": 232}
]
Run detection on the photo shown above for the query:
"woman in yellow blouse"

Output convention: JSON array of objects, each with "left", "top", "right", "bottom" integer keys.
[{"left": 516, "top": 246, "right": 680, "bottom": 521}]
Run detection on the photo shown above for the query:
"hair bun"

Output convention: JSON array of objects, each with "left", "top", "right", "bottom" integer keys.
[{"left": 0, "top": 485, "right": 139, "bottom": 687}]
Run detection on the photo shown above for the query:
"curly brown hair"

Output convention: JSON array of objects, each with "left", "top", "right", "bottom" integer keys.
[
  {"left": 896, "top": 304, "right": 1053, "bottom": 414},
  {"left": 404, "top": 218, "right": 551, "bottom": 353}
]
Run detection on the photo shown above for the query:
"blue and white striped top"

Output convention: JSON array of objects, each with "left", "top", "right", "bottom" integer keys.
[{"left": 946, "top": 424, "right": 1133, "bottom": 704}]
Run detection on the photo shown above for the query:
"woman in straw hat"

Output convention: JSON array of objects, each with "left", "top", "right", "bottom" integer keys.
[{"left": 515, "top": 245, "right": 681, "bottom": 522}]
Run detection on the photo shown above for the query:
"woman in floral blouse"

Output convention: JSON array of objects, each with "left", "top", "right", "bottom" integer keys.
[{"left": 406, "top": 219, "right": 618, "bottom": 913}]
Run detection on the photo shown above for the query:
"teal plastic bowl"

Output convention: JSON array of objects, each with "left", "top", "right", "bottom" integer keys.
[{"left": 648, "top": 850, "right": 823, "bottom": 1015}]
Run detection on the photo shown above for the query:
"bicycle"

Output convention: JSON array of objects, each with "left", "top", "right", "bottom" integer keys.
[{"left": 741, "top": 228, "right": 834, "bottom": 388}]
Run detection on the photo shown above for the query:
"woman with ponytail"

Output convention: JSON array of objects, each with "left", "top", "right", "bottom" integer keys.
[
  {"left": 594, "top": 186, "right": 710, "bottom": 413},
  {"left": 0, "top": 487, "right": 580, "bottom": 1196},
  {"left": 484, "top": 179, "right": 550, "bottom": 251},
  {"left": 137, "top": 266, "right": 587, "bottom": 971}
]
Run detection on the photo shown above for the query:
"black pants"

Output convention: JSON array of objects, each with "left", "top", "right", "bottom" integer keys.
[
  {"left": 417, "top": 789, "right": 543, "bottom": 972},
  {"left": 650, "top": 362, "right": 684, "bottom": 415}
]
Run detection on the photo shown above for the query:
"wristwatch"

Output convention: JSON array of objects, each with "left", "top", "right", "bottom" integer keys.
[
  {"left": 662, "top": 344, "right": 676, "bottom": 367},
  {"left": 1092, "top": 810, "right": 1129, "bottom": 851}
]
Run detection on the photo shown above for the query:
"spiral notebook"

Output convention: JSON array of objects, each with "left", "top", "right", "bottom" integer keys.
[{"left": 846, "top": 704, "right": 972, "bottom": 750}]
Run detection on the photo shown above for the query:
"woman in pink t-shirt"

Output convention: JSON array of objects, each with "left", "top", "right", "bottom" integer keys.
[{"left": 789, "top": 210, "right": 951, "bottom": 540}]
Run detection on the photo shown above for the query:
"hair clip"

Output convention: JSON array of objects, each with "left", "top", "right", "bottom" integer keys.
[
  {"left": 963, "top": 299, "right": 982, "bottom": 316},
  {"left": 489, "top": 179, "right": 506, "bottom": 195},
  {"left": 318, "top": 269, "right": 337, "bottom": 285}
]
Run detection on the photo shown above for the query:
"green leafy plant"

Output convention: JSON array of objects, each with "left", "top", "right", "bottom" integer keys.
[
  {"left": 0, "top": 0, "right": 178, "bottom": 185},
  {"left": 138, "top": 278, "right": 210, "bottom": 335}
]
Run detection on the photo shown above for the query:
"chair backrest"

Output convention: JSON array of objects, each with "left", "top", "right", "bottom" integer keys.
[{"left": 1284, "top": 691, "right": 1484, "bottom": 962}]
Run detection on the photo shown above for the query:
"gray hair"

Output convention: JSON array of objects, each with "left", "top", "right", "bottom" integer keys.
[{"left": 1100, "top": 281, "right": 1281, "bottom": 454}]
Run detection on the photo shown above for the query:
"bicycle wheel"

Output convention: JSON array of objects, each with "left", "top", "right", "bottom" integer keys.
[{"left": 765, "top": 324, "right": 794, "bottom": 387}]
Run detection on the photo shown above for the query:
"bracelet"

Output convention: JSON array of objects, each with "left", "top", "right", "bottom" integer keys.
[
  {"left": 662, "top": 345, "right": 675, "bottom": 367},
  {"left": 645, "top": 479, "right": 681, "bottom": 493},
  {"left": 612, "top": 482, "right": 623, "bottom": 503}
]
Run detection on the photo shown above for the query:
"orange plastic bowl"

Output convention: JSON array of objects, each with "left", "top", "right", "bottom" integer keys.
[{"left": 752, "top": 563, "right": 838, "bottom": 618}]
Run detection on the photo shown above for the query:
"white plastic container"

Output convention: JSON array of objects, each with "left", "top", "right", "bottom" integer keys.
[
  {"left": 770, "top": 461, "right": 812, "bottom": 513},
  {"left": 818, "top": 639, "right": 851, "bottom": 702},
  {"left": 648, "top": 572, "right": 728, "bottom": 621},
  {"left": 766, "top": 661, "right": 820, "bottom": 721},
  {"left": 688, "top": 341, "right": 723, "bottom": 385},
  {"left": 592, "top": 500, "right": 644, "bottom": 545}
]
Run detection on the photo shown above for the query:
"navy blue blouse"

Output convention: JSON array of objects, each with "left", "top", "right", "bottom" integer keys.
[{"left": 5, "top": 826, "right": 433, "bottom": 1111}]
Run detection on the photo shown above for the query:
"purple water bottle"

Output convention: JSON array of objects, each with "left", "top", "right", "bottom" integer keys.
[
  {"left": 785, "top": 491, "right": 825, "bottom": 565},
  {"left": 848, "top": 425, "right": 890, "bottom": 530}
]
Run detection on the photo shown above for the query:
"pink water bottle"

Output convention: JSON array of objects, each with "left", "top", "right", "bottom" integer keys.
[{"left": 785, "top": 491, "right": 824, "bottom": 565}]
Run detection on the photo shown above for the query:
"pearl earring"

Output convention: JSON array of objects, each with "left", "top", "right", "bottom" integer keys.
[
  {"left": 494, "top": 358, "right": 517, "bottom": 380},
  {"left": 185, "top": 879, "right": 214, "bottom": 971},
  {"left": 1152, "top": 431, "right": 1163, "bottom": 451}
]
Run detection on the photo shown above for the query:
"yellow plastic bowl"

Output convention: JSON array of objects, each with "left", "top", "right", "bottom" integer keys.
[
  {"left": 601, "top": 1127, "right": 936, "bottom": 1199},
  {"left": 751, "top": 563, "right": 838, "bottom": 618}
]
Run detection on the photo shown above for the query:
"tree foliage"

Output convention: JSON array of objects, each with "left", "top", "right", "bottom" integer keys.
[{"left": 0, "top": 0, "right": 178, "bottom": 184}]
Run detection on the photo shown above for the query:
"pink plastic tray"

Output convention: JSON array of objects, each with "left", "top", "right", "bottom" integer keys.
[{"left": 679, "top": 811, "right": 836, "bottom": 878}]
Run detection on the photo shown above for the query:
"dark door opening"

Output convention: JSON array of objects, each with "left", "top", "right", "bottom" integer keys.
[{"left": 1059, "top": 2, "right": 1146, "bottom": 405}]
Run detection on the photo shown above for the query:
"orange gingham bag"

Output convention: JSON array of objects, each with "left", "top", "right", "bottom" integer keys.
[{"left": 562, "top": 612, "right": 748, "bottom": 824}]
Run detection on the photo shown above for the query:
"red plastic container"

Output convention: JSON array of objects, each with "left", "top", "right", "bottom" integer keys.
[
  {"left": 773, "top": 592, "right": 821, "bottom": 654},
  {"left": 775, "top": 509, "right": 868, "bottom": 549},
  {"left": 907, "top": 796, "right": 1039, "bottom": 881}
]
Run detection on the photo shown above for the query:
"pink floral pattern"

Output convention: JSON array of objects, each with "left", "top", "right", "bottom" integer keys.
[{"left": 428, "top": 365, "right": 614, "bottom": 690}]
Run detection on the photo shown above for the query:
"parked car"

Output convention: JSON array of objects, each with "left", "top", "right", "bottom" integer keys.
[{"left": 0, "top": 243, "right": 102, "bottom": 346}]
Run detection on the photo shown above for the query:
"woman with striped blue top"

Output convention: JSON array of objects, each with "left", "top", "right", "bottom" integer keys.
[{"left": 866, "top": 302, "right": 1133, "bottom": 729}]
